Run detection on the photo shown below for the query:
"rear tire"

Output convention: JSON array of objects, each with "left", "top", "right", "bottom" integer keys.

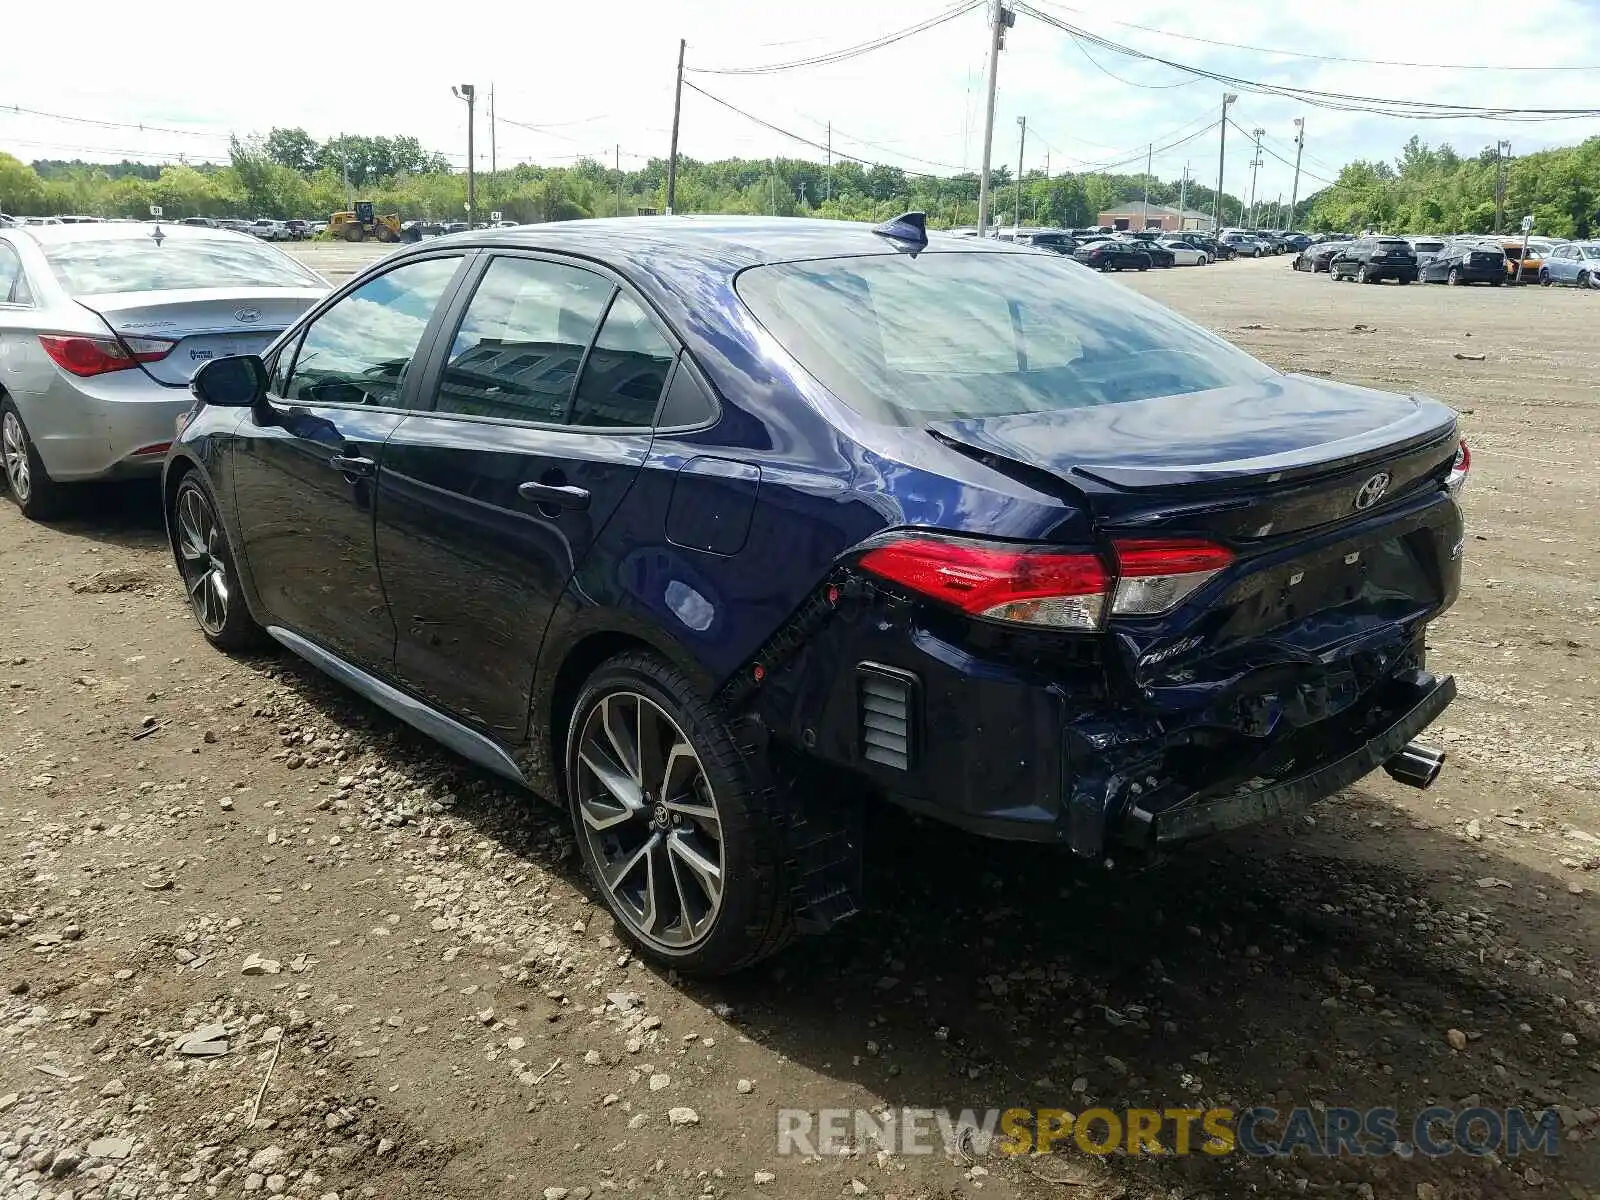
[
  {"left": 171, "top": 472, "right": 267, "bottom": 653},
  {"left": 1540, "top": 268, "right": 1552, "bottom": 286},
  {"left": 565, "top": 652, "right": 796, "bottom": 976},
  {"left": 1580, "top": 270, "right": 1592, "bottom": 289},
  {"left": 1356, "top": 265, "right": 1371, "bottom": 283},
  {"left": 1447, "top": 268, "right": 1461, "bottom": 286},
  {"left": 341, "top": 222, "right": 365, "bottom": 243},
  {"left": 1, "top": 399, "right": 68, "bottom": 521}
]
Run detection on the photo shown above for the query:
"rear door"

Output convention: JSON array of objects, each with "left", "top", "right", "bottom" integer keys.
[
  {"left": 229, "top": 252, "right": 470, "bottom": 671},
  {"left": 374, "top": 252, "right": 675, "bottom": 740}
]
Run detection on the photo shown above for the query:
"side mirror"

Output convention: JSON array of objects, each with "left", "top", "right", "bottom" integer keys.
[{"left": 191, "top": 354, "right": 268, "bottom": 408}]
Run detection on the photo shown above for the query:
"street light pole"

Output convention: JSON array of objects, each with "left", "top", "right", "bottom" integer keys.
[
  {"left": 1247, "top": 127, "right": 1264, "bottom": 228},
  {"left": 1495, "top": 139, "right": 1511, "bottom": 234},
  {"left": 1286, "top": 117, "right": 1305, "bottom": 231},
  {"left": 1141, "top": 141, "right": 1152, "bottom": 229},
  {"left": 1213, "top": 93, "right": 1238, "bottom": 233},
  {"left": 452, "top": 85, "right": 477, "bottom": 227}
]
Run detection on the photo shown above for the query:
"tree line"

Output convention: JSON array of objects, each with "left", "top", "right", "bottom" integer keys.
[
  {"left": 4, "top": 123, "right": 1599, "bottom": 239},
  {"left": 1, "top": 124, "right": 1249, "bottom": 228},
  {"left": 1306, "top": 135, "right": 1600, "bottom": 238}
]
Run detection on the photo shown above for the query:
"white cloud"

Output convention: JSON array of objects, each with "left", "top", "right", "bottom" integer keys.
[{"left": 4, "top": 0, "right": 1599, "bottom": 200}]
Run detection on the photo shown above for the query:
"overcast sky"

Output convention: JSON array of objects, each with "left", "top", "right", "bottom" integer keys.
[{"left": 5, "top": 0, "right": 1600, "bottom": 202}]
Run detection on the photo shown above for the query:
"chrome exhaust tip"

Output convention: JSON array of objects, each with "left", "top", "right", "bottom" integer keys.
[{"left": 1384, "top": 741, "right": 1446, "bottom": 789}]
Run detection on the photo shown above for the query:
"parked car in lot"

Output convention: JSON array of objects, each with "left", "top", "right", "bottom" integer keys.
[
  {"left": 1407, "top": 238, "right": 1448, "bottom": 268},
  {"left": 248, "top": 219, "right": 289, "bottom": 241},
  {"left": 1280, "top": 233, "right": 1313, "bottom": 252},
  {"left": 1157, "top": 237, "right": 1209, "bottom": 265},
  {"left": 1293, "top": 239, "right": 1350, "bottom": 273},
  {"left": 1072, "top": 238, "right": 1152, "bottom": 271},
  {"left": 0, "top": 222, "right": 327, "bottom": 518},
  {"left": 1219, "top": 232, "right": 1263, "bottom": 257},
  {"left": 1329, "top": 237, "right": 1419, "bottom": 283},
  {"left": 1538, "top": 241, "right": 1600, "bottom": 288},
  {"left": 1420, "top": 240, "right": 1508, "bottom": 286},
  {"left": 1500, "top": 241, "right": 1543, "bottom": 283},
  {"left": 1179, "top": 233, "right": 1233, "bottom": 261},
  {"left": 1140, "top": 238, "right": 1176, "bottom": 268},
  {"left": 162, "top": 213, "right": 1467, "bottom": 974},
  {"left": 1023, "top": 229, "right": 1079, "bottom": 256},
  {"left": 284, "top": 220, "right": 310, "bottom": 240}
]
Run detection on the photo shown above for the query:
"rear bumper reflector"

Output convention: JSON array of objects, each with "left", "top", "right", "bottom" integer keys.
[{"left": 130, "top": 442, "right": 173, "bottom": 458}]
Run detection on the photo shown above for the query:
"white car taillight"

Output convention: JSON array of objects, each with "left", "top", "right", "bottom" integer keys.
[{"left": 1110, "top": 539, "right": 1235, "bottom": 617}]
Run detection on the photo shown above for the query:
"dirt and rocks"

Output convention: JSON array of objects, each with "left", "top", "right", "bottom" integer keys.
[{"left": 0, "top": 252, "right": 1597, "bottom": 1200}]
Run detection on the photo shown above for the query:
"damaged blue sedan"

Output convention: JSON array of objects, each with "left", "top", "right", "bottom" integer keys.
[{"left": 163, "top": 213, "right": 1470, "bottom": 974}]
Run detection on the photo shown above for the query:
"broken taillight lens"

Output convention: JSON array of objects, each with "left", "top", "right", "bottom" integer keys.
[
  {"left": 1447, "top": 438, "right": 1470, "bottom": 497},
  {"left": 855, "top": 533, "right": 1235, "bottom": 629},
  {"left": 1110, "top": 538, "right": 1234, "bottom": 617}
]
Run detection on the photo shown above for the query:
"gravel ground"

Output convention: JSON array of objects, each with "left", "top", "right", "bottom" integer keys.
[{"left": 1, "top": 250, "right": 1598, "bottom": 1200}]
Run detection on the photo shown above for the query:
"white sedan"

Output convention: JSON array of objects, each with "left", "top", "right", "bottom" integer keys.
[{"left": 1157, "top": 238, "right": 1210, "bottom": 266}]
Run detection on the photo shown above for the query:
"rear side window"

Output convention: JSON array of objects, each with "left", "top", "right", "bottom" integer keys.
[
  {"left": 284, "top": 256, "right": 461, "bottom": 408},
  {"left": 433, "top": 256, "right": 612, "bottom": 424},
  {"left": 0, "top": 243, "right": 28, "bottom": 305},
  {"left": 42, "top": 235, "right": 321, "bottom": 296},
  {"left": 737, "top": 252, "right": 1273, "bottom": 427},
  {"left": 569, "top": 293, "right": 676, "bottom": 428}
]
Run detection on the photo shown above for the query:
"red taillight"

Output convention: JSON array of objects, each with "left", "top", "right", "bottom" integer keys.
[
  {"left": 1110, "top": 538, "right": 1234, "bottom": 617},
  {"left": 39, "top": 334, "right": 175, "bottom": 378},
  {"left": 857, "top": 536, "right": 1110, "bottom": 630},
  {"left": 1447, "top": 438, "right": 1470, "bottom": 496},
  {"left": 858, "top": 533, "right": 1234, "bottom": 628}
]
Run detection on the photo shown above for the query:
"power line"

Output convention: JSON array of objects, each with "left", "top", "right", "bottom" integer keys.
[
  {"left": 1064, "top": 30, "right": 1200, "bottom": 90},
  {"left": 1028, "top": 0, "right": 1600, "bottom": 72},
  {"left": 686, "top": 1, "right": 982, "bottom": 75},
  {"left": 0, "top": 102, "right": 230, "bottom": 140},
  {"left": 1230, "top": 119, "right": 1336, "bottom": 187},
  {"left": 682, "top": 80, "right": 942, "bottom": 177},
  {"left": 1012, "top": 3, "right": 1600, "bottom": 121}
]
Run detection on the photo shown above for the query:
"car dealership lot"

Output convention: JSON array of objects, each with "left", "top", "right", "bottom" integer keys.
[{"left": 0, "top": 252, "right": 1596, "bottom": 1200}]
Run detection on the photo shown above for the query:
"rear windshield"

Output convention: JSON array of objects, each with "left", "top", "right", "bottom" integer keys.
[
  {"left": 736, "top": 251, "right": 1275, "bottom": 427},
  {"left": 1412, "top": 241, "right": 1444, "bottom": 250},
  {"left": 1375, "top": 240, "right": 1411, "bottom": 250},
  {"left": 43, "top": 236, "right": 319, "bottom": 296}
]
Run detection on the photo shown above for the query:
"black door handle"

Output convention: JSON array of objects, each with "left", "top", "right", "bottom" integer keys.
[
  {"left": 329, "top": 453, "right": 375, "bottom": 478},
  {"left": 518, "top": 481, "right": 590, "bottom": 511}
]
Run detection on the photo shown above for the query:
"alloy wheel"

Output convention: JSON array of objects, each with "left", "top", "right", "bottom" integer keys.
[
  {"left": 175, "top": 484, "right": 231, "bottom": 636},
  {"left": 1448, "top": 269, "right": 1460, "bottom": 286},
  {"left": 1581, "top": 270, "right": 1592, "bottom": 289},
  {"left": 574, "top": 691, "right": 725, "bottom": 951},
  {"left": 2, "top": 410, "right": 31, "bottom": 503}
]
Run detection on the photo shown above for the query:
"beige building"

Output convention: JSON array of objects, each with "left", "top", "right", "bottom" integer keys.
[{"left": 1096, "top": 203, "right": 1213, "bottom": 232}]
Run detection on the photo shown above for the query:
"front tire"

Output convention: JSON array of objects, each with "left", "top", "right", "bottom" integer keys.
[
  {"left": 565, "top": 652, "right": 795, "bottom": 975},
  {"left": 1540, "top": 268, "right": 1552, "bottom": 286},
  {"left": 1580, "top": 270, "right": 1592, "bottom": 289},
  {"left": 1, "top": 399, "right": 68, "bottom": 520},
  {"left": 171, "top": 473, "right": 266, "bottom": 652},
  {"left": 1356, "top": 265, "right": 1371, "bottom": 283}
]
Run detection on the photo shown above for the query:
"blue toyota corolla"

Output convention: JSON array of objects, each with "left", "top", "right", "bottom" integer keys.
[{"left": 163, "top": 213, "right": 1470, "bottom": 974}]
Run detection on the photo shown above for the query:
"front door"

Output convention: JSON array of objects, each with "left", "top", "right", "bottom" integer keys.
[
  {"left": 375, "top": 253, "right": 676, "bottom": 740},
  {"left": 230, "top": 253, "right": 468, "bottom": 671}
]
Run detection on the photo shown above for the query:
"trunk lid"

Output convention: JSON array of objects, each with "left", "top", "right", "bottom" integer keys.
[
  {"left": 76, "top": 287, "right": 323, "bottom": 385},
  {"left": 929, "top": 374, "right": 1464, "bottom": 696}
]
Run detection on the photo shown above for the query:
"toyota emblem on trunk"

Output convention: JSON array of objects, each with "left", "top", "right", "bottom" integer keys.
[
  {"left": 1354, "top": 471, "right": 1391, "bottom": 510},
  {"left": 233, "top": 308, "right": 260, "bottom": 323}
]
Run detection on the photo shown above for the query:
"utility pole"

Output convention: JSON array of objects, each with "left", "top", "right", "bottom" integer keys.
[
  {"left": 1214, "top": 93, "right": 1238, "bottom": 232},
  {"left": 452, "top": 86, "right": 476, "bottom": 227},
  {"left": 825, "top": 121, "right": 832, "bottom": 202},
  {"left": 976, "top": 0, "right": 1013, "bottom": 236},
  {"left": 1286, "top": 117, "right": 1305, "bottom": 231},
  {"left": 489, "top": 84, "right": 497, "bottom": 178},
  {"left": 1141, "top": 141, "right": 1152, "bottom": 230},
  {"left": 667, "top": 38, "right": 686, "bottom": 214},
  {"left": 1179, "top": 162, "right": 1188, "bottom": 221},
  {"left": 1247, "top": 127, "right": 1264, "bottom": 227},
  {"left": 615, "top": 144, "right": 623, "bottom": 216},
  {"left": 339, "top": 131, "right": 351, "bottom": 211},
  {"left": 1013, "top": 114, "right": 1026, "bottom": 232},
  {"left": 1494, "top": 141, "right": 1507, "bottom": 233}
]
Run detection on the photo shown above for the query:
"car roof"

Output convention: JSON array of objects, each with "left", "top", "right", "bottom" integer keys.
[
  {"left": 416, "top": 215, "right": 1033, "bottom": 273},
  {"left": 5, "top": 222, "right": 263, "bottom": 247}
]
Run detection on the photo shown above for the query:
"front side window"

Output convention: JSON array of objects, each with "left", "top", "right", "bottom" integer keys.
[
  {"left": 42, "top": 234, "right": 322, "bottom": 296},
  {"left": 283, "top": 255, "right": 461, "bottom": 408},
  {"left": 570, "top": 293, "right": 676, "bottom": 428},
  {"left": 737, "top": 251, "right": 1275, "bottom": 427},
  {"left": 433, "top": 256, "right": 613, "bottom": 423}
]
